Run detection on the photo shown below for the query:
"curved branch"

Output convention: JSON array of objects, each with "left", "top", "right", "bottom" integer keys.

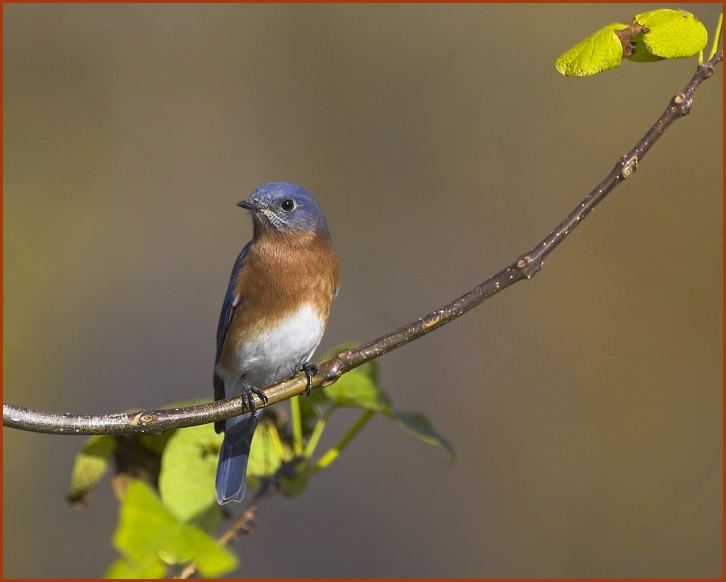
[{"left": 3, "top": 51, "right": 722, "bottom": 436}]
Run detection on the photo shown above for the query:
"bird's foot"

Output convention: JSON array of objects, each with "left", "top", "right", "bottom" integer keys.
[
  {"left": 242, "top": 379, "right": 269, "bottom": 420},
  {"left": 300, "top": 362, "right": 319, "bottom": 396}
]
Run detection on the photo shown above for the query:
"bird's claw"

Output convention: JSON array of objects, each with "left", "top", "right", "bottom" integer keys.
[
  {"left": 242, "top": 380, "right": 268, "bottom": 420},
  {"left": 301, "top": 362, "right": 319, "bottom": 396}
]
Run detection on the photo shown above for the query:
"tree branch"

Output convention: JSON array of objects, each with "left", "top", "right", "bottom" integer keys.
[{"left": 3, "top": 52, "right": 722, "bottom": 436}]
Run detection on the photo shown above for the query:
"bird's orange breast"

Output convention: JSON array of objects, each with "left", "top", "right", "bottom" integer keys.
[{"left": 216, "top": 229, "right": 339, "bottom": 374}]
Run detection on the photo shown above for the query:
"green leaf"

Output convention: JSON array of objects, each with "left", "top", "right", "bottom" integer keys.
[
  {"left": 158, "top": 424, "right": 222, "bottom": 525},
  {"left": 316, "top": 342, "right": 381, "bottom": 403},
  {"left": 298, "top": 343, "right": 369, "bottom": 427},
  {"left": 320, "top": 343, "right": 386, "bottom": 411},
  {"left": 635, "top": 9, "right": 708, "bottom": 59},
  {"left": 172, "top": 526, "right": 238, "bottom": 577},
  {"left": 106, "top": 556, "right": 166, "bottom": 579},
  {"left": 67, "top": 435, "right": 115, "bottom": 507},
  {"left": 317, "top": 341, "right": 453, "bottom": 469},
  {"left": 324, "top": 369, "right": 389, "bottom": 411},
  {"left": 247, "top": 415, "right": 292, "bottom": 479},
  {"left": 555, "top": 23, "right": 629, "bottom": 76},
  {"left": 322, "top": 343, "right": 381, "bottom": 384},
  {"left": 324, "top": 360, "right": 388, "bottom": 412},
  {"left": 110, "top": 480, "right": 237, "bottom": 579},
  {"left": 388, "top": 409, "right": 455, "bottom": 461},
  {"left": 137, "top": 432, "right": 175, "bottom": 456}
]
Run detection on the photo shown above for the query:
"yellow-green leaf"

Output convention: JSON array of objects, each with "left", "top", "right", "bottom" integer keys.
[
  {"left": 106, "top": 556, "right": 166, "bottom": 579},
  {"left": 636, "top": 9, "right": 708, "bottom": 59},
  {"left": 248, "top": 415, "right": 292, "bottom": 479},
  {"left": 158, "top": 423, "right": 221, "bottom": 525},
  {"left": 324, "top": 369, "right": 389, "bottom": 411},
  {"left": 67, "top": 435, "right": 115, "bottom": 507},
  {"left": 555, "top": 23, "right": 629, "bottom": 76},
  {"left": 111, "top": 480, "right": 238, "bottom": 578}
]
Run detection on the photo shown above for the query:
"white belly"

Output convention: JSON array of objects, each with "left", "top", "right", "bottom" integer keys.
[{"left": 217, "top": 302, "right": 326, "bottom": 395}]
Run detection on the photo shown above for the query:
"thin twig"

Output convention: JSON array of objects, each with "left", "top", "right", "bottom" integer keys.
[{"left": 3, "top": 51, "right": 722, "bottom": 437}]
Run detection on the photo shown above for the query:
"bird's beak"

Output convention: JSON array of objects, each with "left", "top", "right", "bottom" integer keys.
[{"left": 236, "top": 197, "right": 264, "bottom": 211}]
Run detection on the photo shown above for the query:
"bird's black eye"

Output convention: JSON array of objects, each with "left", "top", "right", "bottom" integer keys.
[{"left": 280, "top": 198, "right": 296, "bottom": 212}]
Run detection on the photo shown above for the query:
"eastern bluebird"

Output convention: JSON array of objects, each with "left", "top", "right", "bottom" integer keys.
[{"left": 214, "top": 182, "right": 339, "bottom": 504}]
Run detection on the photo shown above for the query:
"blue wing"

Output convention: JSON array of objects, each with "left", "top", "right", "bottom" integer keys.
[
  {"left": 213, "top": 241, "right": 259, "bottom": 503},
  {"left": 213, "top": 242, "right": 252, "bottom": 427},
  {"left": 216, "top": 241, "right": 252, "bottom": 363}
]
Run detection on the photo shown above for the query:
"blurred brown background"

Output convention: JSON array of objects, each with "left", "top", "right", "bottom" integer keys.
[{"left": 3, "top": 4, "right": 722, "bottom": 578}]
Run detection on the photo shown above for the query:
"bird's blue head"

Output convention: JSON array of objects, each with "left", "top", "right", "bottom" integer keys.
[{"left": 237, "top": 182, "right": 331, "bottom": 239}]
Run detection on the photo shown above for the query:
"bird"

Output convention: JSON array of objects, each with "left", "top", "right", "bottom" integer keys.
[{"left": 214, "top": 182, "right": 339, "bottom": 504}]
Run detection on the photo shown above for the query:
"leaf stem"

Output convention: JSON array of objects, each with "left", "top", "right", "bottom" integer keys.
[
  {"left": 303, "top": 416, "right": 327, "bottom": 459},
  {"left": 709, "top": 12, "right": 723, "bottom": 61},
  {"left": 313, "top": 410, "right": 374, "bottom": 471},
  {"left": 289, "top": 396, "right": 303, "bottom": 455}
]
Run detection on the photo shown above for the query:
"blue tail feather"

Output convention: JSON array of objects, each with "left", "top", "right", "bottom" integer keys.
[{"left": 215, "top": 414, "right": 257, "bottom": 504}]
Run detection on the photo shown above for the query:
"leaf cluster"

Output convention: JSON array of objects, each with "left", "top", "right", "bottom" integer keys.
[
  {"left": 556, "top": 9, "right": 710, "bottom": 76},
  {"left": 67, "top": 343, "right": 452, "bottom": 578}
]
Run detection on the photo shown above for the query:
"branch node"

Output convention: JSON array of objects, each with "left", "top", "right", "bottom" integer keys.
[
  {"left": 516, "top": 255, "right": 541, "bottom": 280},
  {"left": 131, "top": 412, "right": 147, "bottom": 426},
  {"left": 672, "top": 92, "right": 692, "bottom": 116},
  {"left": 320, "top": 355, "right": 345, "bottom": 386},
  {"left": 621, "top": 155, "right": 639, "bottom": 178},
  {"left": 516, "top": 256, "right": 530, "bottom": 269}
]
